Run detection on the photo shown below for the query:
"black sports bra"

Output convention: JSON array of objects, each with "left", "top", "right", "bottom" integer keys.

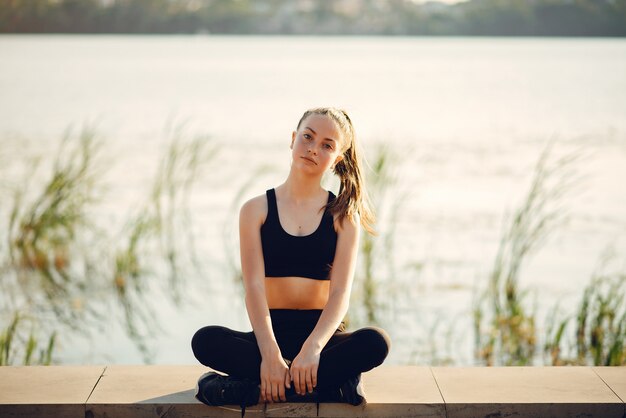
[{"left": 260, "top": 188, "right": 337, "bottom": 281}]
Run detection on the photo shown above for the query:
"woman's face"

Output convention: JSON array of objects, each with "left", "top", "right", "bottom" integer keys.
[{"left": 290, "top": 114, "right": 345, "bottom": 175}]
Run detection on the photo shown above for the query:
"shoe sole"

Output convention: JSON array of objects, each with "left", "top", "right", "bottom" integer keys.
[
  {"left": 356, "top": 380, "right": 367, "bottom": 406},
  {"left": 195, "top": 371, "right": 219, "bottom": 405},
  {"left": 195, "top": 371, "right": 261, "bottom": 408}
]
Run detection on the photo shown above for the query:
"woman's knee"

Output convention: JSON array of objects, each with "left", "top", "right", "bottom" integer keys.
[
  {"left": 191, "top": 325, "right": 229, "bottom": 362},
  {"left": 353, "top": 327, "right": 391, "bottom": 365}
]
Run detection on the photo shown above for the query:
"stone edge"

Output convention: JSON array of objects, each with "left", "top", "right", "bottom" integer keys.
[{"left": 0, "top": 366, "right": 623, "bottom": 418}]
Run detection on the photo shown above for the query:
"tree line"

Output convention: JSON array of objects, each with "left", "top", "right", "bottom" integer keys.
[{"left": 1, "top": 0, "right": 625, "bottom": 36}]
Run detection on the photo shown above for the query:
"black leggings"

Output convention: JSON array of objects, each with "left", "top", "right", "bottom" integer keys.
[{"left": 191, "top": 309, "right": 391, "bottom": 390}]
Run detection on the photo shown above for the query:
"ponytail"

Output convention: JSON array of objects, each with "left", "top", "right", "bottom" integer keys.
[{"left": 296, "top": 107, "right": 376, "bottom": 234}]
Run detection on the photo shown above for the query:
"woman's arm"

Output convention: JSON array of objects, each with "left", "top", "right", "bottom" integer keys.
[
  {"left": 239, "top": 196, "right": 291, "bottom": 402},
  {"left": 290, "top": 213, "right": 361, "bottom": 394},
  {"left": 239, "top": 196, "right": 277, "bottom": 357}
]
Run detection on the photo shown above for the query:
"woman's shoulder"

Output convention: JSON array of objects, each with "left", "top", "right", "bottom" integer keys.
[
  {"left": 239, "top": 192, "right": 269, "bottom": 224},
  {"left": 333, "top": 209, "right": 360, "bottom": 234}
]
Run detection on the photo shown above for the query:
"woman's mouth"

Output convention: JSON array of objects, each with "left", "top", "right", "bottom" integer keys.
[{"left": 301, "top": 156, "right": 317, "bottom": 165}]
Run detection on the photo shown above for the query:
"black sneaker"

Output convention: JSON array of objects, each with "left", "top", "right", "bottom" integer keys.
[
  {"left": 316, "top": 374, "right": 367, "bottom": 406},
  {"left": 338, "top": 374, "right": 366, "bottom": 406},
  {"left": 195, "top": 371, "right": 260, "bottom": 413}
]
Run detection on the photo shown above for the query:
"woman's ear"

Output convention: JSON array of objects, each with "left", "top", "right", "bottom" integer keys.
[
  {"left": 290, "top": 131, "right": 296, "bottom": 149},
  {"left": 333, "top": 154, "right": 344, "bottom": 167}
]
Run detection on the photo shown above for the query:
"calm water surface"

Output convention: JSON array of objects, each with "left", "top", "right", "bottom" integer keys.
[{"left": 1, "top": 35, "right": 625, "bottom": 365}]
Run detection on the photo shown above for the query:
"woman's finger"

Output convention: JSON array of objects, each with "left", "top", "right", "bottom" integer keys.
[
  {"left": 305, "top": 369, "right": 313, "bottom": 393},
  {"left": 266, "top": 379, "right": 274, "bottom": 403},
  {"left": 284, "top": 371, "right": 291, "bottom": 389},
  {"left": 261, "top": 380, "right": 266, "bottom": 402},
  {"left": 293, "top": 370, "right": 301, "bottom": 395},
  {"left": 311, "top": 368, "right": 318, "bottom": 390},
  {"left": 272, "top": 382, "right": 280, "bottom": 402},
  {"left": 300, "top": 370, "right": 307, "bottom": 395},
  {"left": 279, "top": 380, "right": 286, "bottom": 402}
]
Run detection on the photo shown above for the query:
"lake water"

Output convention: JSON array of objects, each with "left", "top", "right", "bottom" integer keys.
[{"left": 1, "top": 35, "right": 625, "bottom": 366}]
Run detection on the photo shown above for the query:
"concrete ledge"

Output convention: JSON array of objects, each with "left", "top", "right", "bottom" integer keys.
[
  {"left": 0, "top": 365, "right": 624, "bottom": 418},
  {"left": 433, "top": 366, "right": 624, "bottom": 418},
  {"left": 0, "top": 366, "right": 105, "bottom": 418}
]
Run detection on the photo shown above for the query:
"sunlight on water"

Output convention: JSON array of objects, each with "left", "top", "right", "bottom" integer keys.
[{"left": 1, "top": 35, "right": 625, "bottom": 365}]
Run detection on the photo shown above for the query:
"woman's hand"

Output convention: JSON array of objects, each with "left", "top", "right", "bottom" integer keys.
[
  {"left": 289, "top": 347, "right": 321, "bottom": 395},
  {"left": 260, "top": 352, "right": 291, "bottom": 403}
]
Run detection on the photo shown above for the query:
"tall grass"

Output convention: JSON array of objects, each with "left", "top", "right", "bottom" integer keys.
[
  {"left": 355, "top": 143, "right": 407, "bottom": 325},
  {"left": 5, "top": 126, "right": 103, "bottom": 330},
  {"left": 544, "top": 250, "right": 626, "bottom": 366},
  {"left": 110, "top": 127, "right": 216, "bottom": 361},
  {"left": 0, "top": 123, "right": 215, "bottom": 364},
  {"left": 0, "top": 312, "right": 56, "bottom": 366},
  {"left": 473, "top": 141, "right": 583, "bottom": 366},
  {"left": 1, "top": 126, "right": 103, "bottom": 364}
]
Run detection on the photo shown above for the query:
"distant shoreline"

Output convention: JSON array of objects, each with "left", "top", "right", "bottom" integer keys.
[
  {"left": 2, "top": 0, "right": 625, "bottom": 37},
  {"left": 1, "top": 33, "right": 625, "bottom": 39}
]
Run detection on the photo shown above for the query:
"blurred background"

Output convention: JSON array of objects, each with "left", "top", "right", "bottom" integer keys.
[{"left": 1, "top": 0, "right": 625, "bottom": 368}]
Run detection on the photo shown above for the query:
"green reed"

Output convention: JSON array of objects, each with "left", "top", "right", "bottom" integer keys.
[
  {"left": 544, "top": 251, "right": 626, "bottom": 366},
  {"left": 4, "top": 125, "right": 103, "bottom": 333},
  {"left": 1, "top": 123, "right": 215, "bottom": 364},
  {"left": 111, "top": 126, "right": 216, "bottom": 361},
  {"left": 0, "top": 312, "right": 56, "bottom": 366},
  {"left": 357, "top": 143, "right": 407, "bottom": 325},
  {"left": 473, "top": 141, "right": 583, "bottom": 366},
  {"left": 1, "top": 125, "right": 110, "bottom": 364}
]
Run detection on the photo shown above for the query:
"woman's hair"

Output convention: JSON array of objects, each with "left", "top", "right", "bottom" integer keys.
[{"left": 296, "top": 107, "right": 376, "bottom": 235}]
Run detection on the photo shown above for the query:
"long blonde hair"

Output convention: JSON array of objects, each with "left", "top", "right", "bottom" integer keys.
[{"left": 296, "top": 107, "right": 376, "bottom": 235}]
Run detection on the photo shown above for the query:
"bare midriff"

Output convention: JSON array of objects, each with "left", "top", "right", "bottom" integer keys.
[{"left": 265, "top": 276, "right": 330, "bottom": 309}]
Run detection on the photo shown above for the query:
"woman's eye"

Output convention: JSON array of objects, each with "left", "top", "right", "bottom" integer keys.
[{"left": 324, "top": 144, "right": 333, "bottom": 150}]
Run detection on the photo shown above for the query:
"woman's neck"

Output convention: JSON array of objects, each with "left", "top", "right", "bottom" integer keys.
[{"left": 281, "top": 169, "right": 324, "bottom": 202}]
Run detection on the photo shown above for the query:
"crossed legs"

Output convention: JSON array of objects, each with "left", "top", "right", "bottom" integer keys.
[{"left": 191, "top": 325, "right": 390, "bottom": 390}]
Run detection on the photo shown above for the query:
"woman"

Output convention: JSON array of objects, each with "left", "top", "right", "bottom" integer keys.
[{"left": 191, "top": 107, "right": 391, "bottom": 415}]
